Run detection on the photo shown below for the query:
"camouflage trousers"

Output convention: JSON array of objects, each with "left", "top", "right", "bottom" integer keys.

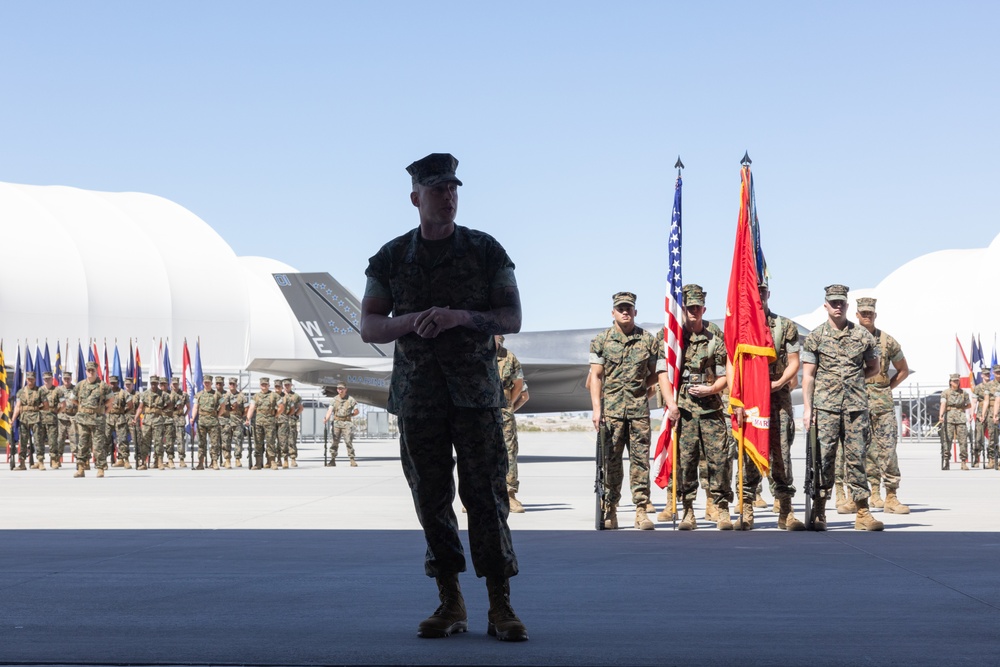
[
  {"left": 743, "top": 390, "right": 796, "bottom": 503},
  {"left": 56, "top": 417, "right": 77, "bottom": 461},
  {"left": 943, "top": 421, "right": 968, "bottom": 462},
  {"left": 676, "top": 410, "right": 731, "bottom": 508},
  {"left": 37, "top": 417, "right": 58, "bottom": 461},
  {"left": 253, "top": 419, "right": 278, "bottom": 463},
  {"left": 864, "top": 410, "right": 901, "bottom": 490},
  {"left": 501, "top": 408, "right": 519, "bottom": 493},
  {"left": 974, "top": 416, "right": 998, "bottom": 462},
  {"left": 78, "top": 419, "right": 108, "bottom": 470},
  {"left": 142, "top": 419, "right": 166, "bottom": 461},
  {"left": 197, "top": 419, "right": 222, "bottom": 461},
  {"left": 398, "top": 407, "right": 517, "bottom": 579},
  {"left": 173, "top": 417, "right": 188, "bottom": 460},
  {"left": 160, "top": 416, "right": 178, "bottom": 459},
  {"left": 220, "top": 419, "right": 241, "bottom": 459},
  {"left": 278, "top": 418, "right": 299, "bottom": 459},
  {"left": 331, "top": 420, "right": 356, "bottom": 460},
  {"left": 817, "top": 409, "right": 870, "bottom": 502},
  {"left": 602, "top": 415, "right": 651, "bottom": 509},
  {"left": 17, "top": 422, "right": 41, "bottom": 463},
  {"left": 105, "top": 415, "right": 130, "bottom": 461}
]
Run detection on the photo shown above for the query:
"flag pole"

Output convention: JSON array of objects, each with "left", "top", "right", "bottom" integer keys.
[{"left": 669, "top": 156, "right": 684, "bottom": 528}]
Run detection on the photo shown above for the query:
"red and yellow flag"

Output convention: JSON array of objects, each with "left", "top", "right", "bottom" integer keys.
[{"left": 725, "top": 164, "right": 775, "bottom": 476}]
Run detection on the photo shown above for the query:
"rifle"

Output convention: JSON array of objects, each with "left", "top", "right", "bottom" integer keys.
[
  {"left": 594, "top": 415, "right": 608, "bottom": 531},
  {"left": 27, "top": 426, "right": 35, "bottom": 469},
  {"left": 804, "top": 408, "right": 823, "bottom": 530},
  {"left": 323, "top": 419, "right": 328, "bottom": 466}
]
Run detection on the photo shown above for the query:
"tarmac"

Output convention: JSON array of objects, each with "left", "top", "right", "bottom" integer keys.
[{"left": 1, "top": 431, "right": 999, "bottom": 666}]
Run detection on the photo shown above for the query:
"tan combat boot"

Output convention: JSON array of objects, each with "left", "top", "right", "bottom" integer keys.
[
  {"left": 166, "top": 459, "right": 175, "bottom": 469},
  {"left": 778, "top": 497, "right": 805, "bottom": 531},
  {"left": 282, "top": 458, "right": 289, "bottom": 469},
  {"left": 716, "top": 503, "right": 733, "bottom": 530},
  {"left": 753, "top": 492, "right": 767, "bottom": 508},
  {"left": 835, "top": 483, "right": 846, "bottom": 510},
  {"left": 97, "top": 468, "right": 105, "bottom": 478},
  {"left": 157, "top": 456, "right": 166, "bottom": 470},
  {"left": 417, "top": 572, "right": 468, "bottom": 638},
  {"left": 704, "top": 496, "right": 719, "bottom": 522},
  {"left": 211, "top": 458, "right": 220, "bottom": 470},
  {"left": 883, "top": 490, "right": 910, "bottom": 515},
  {"left": 634, "top": 506, "right": 654, "bottom": 530},
  {"left": 870, "top": 481, "right": 884, "bottom": 508},
  {"left": 656, "top": 504, "right": 675, "bottom": 522},
  {"left": 223, "top": 458, "right": 231, "bottom": 469},
  {"left": 603, "top": 504, "right": 619, "bottom": 530},
  {"left": 73, "top": 462, "right": 85, "bottom": 478},
  {"left": 508, "top": 490, "right": 525, "bottom": 514},
  {"left": 837, "top": 489, "right": 857, "bottom": 515},
  {"left": 772, "top": 498, "right": 780, "bottom": 513},
  {"left": 289, "top": 457, "right": 297, "bottom": 468},
  {"left": 486, "top": 576, "right": 529, "bottom": 642},
  {"left": 643, "top": 500, "right": 655, "bottom": 513},
  {"left": 737, "top": 502, "right": 753, "bottom": 531},
  {"left": 961, "top": 461, "right": 970, "bottom": 470},
  {"left": 178, "top": 458, "right": 187, "bottom": 468},
  {"left": 196, "top": 457, "right": 205, "bottom": 471},
  {"left": 811, "top": 497, "right": 827, "bottom": 531},
  {"left": 270, "top": 460, "right": 279, "bottom": 470},
  {"left": 14, "top": 460, "right": 26, "bottom": 471},
  {"left": 678, "top": 503, "right": 697, "bottom": 530},
  {"left": 854, "top": 499, "right": 884, "bottom": 531},
  {"left": 122, "top": 458, "right": 132, "bottom": 470},
  {"left": 234, "top": 458, "right": 242, "bottom": 468},
  {"left": 350, "top": 458, "right": 358, "bottom": 467},
  {"left": 113, "top": 458, "right": 125, "bottom": 468}
]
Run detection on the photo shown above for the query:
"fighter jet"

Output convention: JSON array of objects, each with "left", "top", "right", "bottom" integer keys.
[{"left": 249, "top": 272, "right": 594, "bottom": 412}]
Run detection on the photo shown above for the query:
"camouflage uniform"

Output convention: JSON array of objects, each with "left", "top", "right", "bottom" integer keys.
[
  {"left": 365, "top": 222, "right": 518, "bottom": 579},
  {"left": 160, "top": 381, "right": 177, "bottom": 461},
  {"left": 194, "top": 383, "right": 221, "bottom": 466},
  {"left": 37, "top": 376, "right": 59, "bottom": 465},
  {"left": 497, "top": 345, "right": 523, "bottom": 494},
  {"left": 941, "top": 384, "right": 970, "bottom": 464},
  {"left": 864, "top": 327, "right": 905, "bottom": 491},
  {"left": 169, "top": 382, "right": 188, "bottom": 463},
  {"left": 330, "top": 393, "right": 358, "bottom": 464},
  {"left": 276, "top": 385, "right": 290, "bottom": 463},
  {"left": 971, "top": 376, "right": 996, "bottom": 465},
  {"left": 76, "top": 374, "right": 111, "bottom": 471},
  {"left": 590, "top": 320, "right": 660, "bottom": 512},
  {"left": 219, "top": 380, "right": 247, "bottom": 464},
  {"left": 676, "top": 320, "right": 730, "bottom": 509},
  {"left": 52, "top": 376, "right": 78, "bottom": 465},
  {"left": 14, "top": 378, "right": 43, "bottom": 467},
  {"left": 105, "top": 380, "right": 131, "bottom": 462},
  {"left": 124, "top": 383, "right": 139, "bottom": 463},
  {"left": 802, "top": 319, "right": 880, "bottom": 503},
  {"left": 139, "top": 378, "right": 168, "bottom": 466},
  {"left": 743, "top": 311, "right": 799, "bottom": 504},
  {"left": 278, "top": 382, "right": 302, "bottom": 463},
  {"left": 251, "top": 384, "right": 280, "bottom": 468}
]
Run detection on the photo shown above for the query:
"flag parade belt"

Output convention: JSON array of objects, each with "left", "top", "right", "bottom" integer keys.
[
  {"left": 20, "top": 406, "right": 39, "bottom": 412},
  {"left": 108, "top": 409, "right": 126, "bottom": 415},
  {"left": 146, "top": 409, "right": 162, "bottom": 415},
  {"left": 257, "top": 409, "right": 274, "bottom": 416},
  {"left": 682, "top": 373, "right": 714, "bottom": 385},
  {"left": 334, "top": 419, "right": 352, "bottom": 424},
  {"left": 77, "top": 407, "right": 103, "bottom": 415}
]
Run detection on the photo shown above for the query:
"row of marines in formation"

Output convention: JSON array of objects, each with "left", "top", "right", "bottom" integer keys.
[
  {"left": 590, "top": 283, "right": 911, "bottom": 532},
  {"left": 9, "top": 364, "right": 361, "bottom": 476}
]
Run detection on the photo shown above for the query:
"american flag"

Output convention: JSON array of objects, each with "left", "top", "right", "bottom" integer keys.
[{"left": 653, "top": 174, "right": 684, "bottom": 488}]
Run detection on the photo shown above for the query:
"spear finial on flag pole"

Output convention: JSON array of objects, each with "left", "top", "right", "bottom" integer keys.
[
  {"left": 741, "top": 151, "right": 752, "bottom": 166},
  {"left": 674, "top": 156, "right": 684, "bottom": 175}
]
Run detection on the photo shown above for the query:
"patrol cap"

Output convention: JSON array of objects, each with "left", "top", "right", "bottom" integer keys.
[
  {"left": 406, "top": 153, "right": 463, "bottom": 187},
  {"left": 63, "top": 371, "right": 73, "bottom": 379},
  {"left": 336, "top": 382, "right": 347, "bottom": 389},
  {"left": 25, "top": 371, "right": 35, "bottom": 380},
  {"left": 109, "top": 375, "right": 119, "bottom": 383},
  {"left": 42, "top": 371, "right": 53, "bottom": 380},
  {"left": 856, "top": 297, "right": 877, "bottom": 312},
  {"left": 124, "top": 376, "right": 133, "bottom": 385},
  {"left": 283, "top": 378, "right": 292, "bottom": 385},
  {"left": 949, "top": 373, "right": 961, "bottom": 382},
  {"left": 993, "top": 365, "right": 1000, "bottom": 374},
  {"left": 824, "top": 284, "right": 850, "bottom": 302},
  {"left": 228, "top": 377, "right": 238, "bottom": 384},
  {"left": 612, "top": 291, "right": 636, "bottom": 308},
  {"left": 172, "top": 376, "right": 181, "bottom": 384},
  {"left": 215, "top": 376, "right": 225, "bottom": 383},
  {"left": 260, "top": 377, "right": 270, "bottom": 385},
  {"left": 85, "top": 362, "right": 97, "bottom": 371},
  {"left": 159, "top": 377, "right": 169, "bottom": 384},
  {"left": 202, "top": 376, "right": 212, "bottom": 384},
  {"left": 682, "top": 284, "right": 706, "bottom": 307},
  {"left": 148, "top": 374, "right": 157, "bottom": 383}
]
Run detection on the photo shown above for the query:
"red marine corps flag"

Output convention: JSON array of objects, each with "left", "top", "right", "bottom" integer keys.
[{"left": 725, "top": 154, "right": 775, "bottom": 503}]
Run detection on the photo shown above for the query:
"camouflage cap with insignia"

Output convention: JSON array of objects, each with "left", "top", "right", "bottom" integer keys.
[
  {"left": 824, "top": 284, "right": 850, "bottom": 302},
  {"left": 260, "top": 377, "right": 270, "bottom": 385},
  {"left": 612, "top": 291, "right": 636, "bottom": 307},
  {"left": 228, "top": 377, "right": 238, "bottom": 384},
  {"left": 109, "top": 375, "right": 119, "bottom": 383},
  {"left": 202, "top": 376, "right": 212, "bottom": 383},
  {"left": 42, "top": 371, "right": 53, "bottom": 379},
  {"left": 215, "top": 376, "right": 225, "bottom": 383},
  {"left": 159, "top": 376, "right": 169, "bottom": 384},
  {"left": 682, "top": 284, "right": 706, "bottom": 307},
  {"left": 85, "top": 362, "right": 97, "bottom": 371},
  {"left": 406, "top": 153, "right": 463, "bottom": 187},
  {"left": 336, "top": 382, "right": 346, "bottom": 389},
  {"left": 856, "top": 297, "right": 877, "bottom": 312},
  {"left": 25, "top": 371, "right": 35, "bottom": 379},
  {"left": 993, "top": 365, "right": 1000, "bottom": 374},
  {"left": 172, "top": 376, "right": 181, "bottom": 384},
  {"left": 949, "top": 373, "right": 961, "bottom": 382},
  {"left": 63, "top": 371, "right": 73, "bottom": 379},
  {"left": 124, "top": 376, "right": 133, "bottom": 384},
  {"left": 283, "top": 378, "right": 293, "bottom": 385}
]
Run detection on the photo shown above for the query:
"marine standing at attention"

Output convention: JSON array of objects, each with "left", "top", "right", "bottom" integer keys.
[{"left": 361, "top": 153, "right": 527, "bottom": 642}]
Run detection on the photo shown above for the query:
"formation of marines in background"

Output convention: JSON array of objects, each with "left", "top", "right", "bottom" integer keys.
[
  {"left": 592, "top": 282, "right": 918, "bottom": 532},
  {"left": 8, "top": 368, "right": 361, "bottom": 476}
]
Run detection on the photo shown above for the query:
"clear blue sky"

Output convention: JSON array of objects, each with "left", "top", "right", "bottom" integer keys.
[{"left": 2, "top": 1, "right": 997, "bottom": 332}]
